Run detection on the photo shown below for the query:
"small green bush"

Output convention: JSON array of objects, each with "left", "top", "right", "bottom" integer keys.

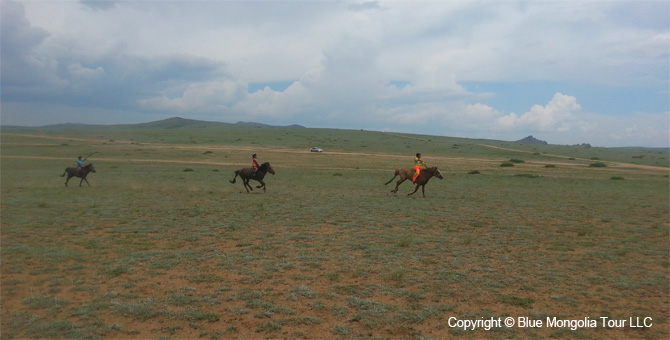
[
  {"left": 509, "top": 159, "right": 525, "bottom": 163},
  {"left": 183, "top": 168, "right": 194, "bottom": 172},
  {"left": 610, "top": 176, "right": 625, "bottom": 180},
  {"left": 589, "top": 162, "right": 607, "bottom": 168},
  {"left": 500, "top": 162, "right": 515, "bottom": 167},
  {"left": 468, "top": 170, "right": 480, "bottom": 174},
  {"left": 544, "top": 164, "right": 556, "bottom": 168}
]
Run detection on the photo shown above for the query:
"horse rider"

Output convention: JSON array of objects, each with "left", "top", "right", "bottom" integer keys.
[
  {"left": 76, "top": 155, "right": 87, "bottom": 175},
  {"left": 413, "top": 153, "right": 426, "bottom": 183},
  {"left": 251, "top": 154, "right": 260, "bottom": 177}
]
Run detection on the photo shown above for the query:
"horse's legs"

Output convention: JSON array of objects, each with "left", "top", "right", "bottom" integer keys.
[
  {"left": 408, "top": 183, "right": 420, "bottom": 196},
  {"left": 392, "top": 178, "right": 406, "bottom": 193},
  {"left": 256, "top": 179, "right": 266, "bottom": 192},
  {"left": 421, "top": 184, "right": 426, "bottom": 197},
  {"left": 64, "top": 175, "right": 72, "bottom": 187},
  {"left": 82, "top": 177, "right": 91, "bottom": 187},
  {"left": 242, "top": 178, "right": 252, "bottom": 192}
]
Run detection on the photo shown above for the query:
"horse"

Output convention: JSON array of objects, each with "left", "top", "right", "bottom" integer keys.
[
  {"left": 407, "top": 167, "right": 443, "bottom": 197},
  {"left": 61, "top": 164, "right": 97, "bottom": 187},
  {"left": 385, "top": 168, "right": 416, "bottom": 194},
  {"left": 229, "top": 162, "right": 275, "bottom": 193}
]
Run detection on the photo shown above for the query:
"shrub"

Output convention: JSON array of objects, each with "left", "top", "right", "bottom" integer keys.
[
  {"left": 183, "top": 168, "right": 195, "bottom": 172},
  {"left": 499, "top": 294, "right": 534, "bottom": 309},
  {"left": 544, "top": 164, "right": 556, "bottom": 168},
  {"left": 509, "top": 159, "right": 525, "bottom": 163},
  {"left": 610, "top": 176, "right": 625, "bottom": 180},
  {"left": 468, "top": 170, "right": 480, "bottom": 174},
  {"left": 515, "top": 174, "right": 540, "bottom": 178},
  {"left": 589, "top": 162, "right": 607, "bottom": 168},
  {"left": 500, "top": 162, "right": 515, "bottom": 167}
]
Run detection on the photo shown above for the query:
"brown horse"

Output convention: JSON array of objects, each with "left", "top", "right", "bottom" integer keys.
[
  {"left": 229, "top": 162, "right": 275, "bottom": 193},
  {"left": 407, "top": 167, "right": 443, "bottom": 197},
  {"left": 385, "top": 166, "right": 443, "bottom": 197},
  {"left": 61, "top": 164, "right": 97, "bottom": 187},
  {"left": 385, "top": 168, "right": 416, "bottom": 194}
]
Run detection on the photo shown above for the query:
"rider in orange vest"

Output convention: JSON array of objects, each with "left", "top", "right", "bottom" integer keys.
[{"left": 413, "top": 153, "right": 426, "bottom": 182}]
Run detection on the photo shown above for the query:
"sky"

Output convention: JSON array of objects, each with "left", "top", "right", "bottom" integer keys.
[{"left": 1, "top": 0, "right": 669, "bottom": 147}]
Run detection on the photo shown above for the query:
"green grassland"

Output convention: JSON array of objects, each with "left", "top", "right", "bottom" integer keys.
[{"left": 2, "top": 120, "right": 669, "bottom": 339}]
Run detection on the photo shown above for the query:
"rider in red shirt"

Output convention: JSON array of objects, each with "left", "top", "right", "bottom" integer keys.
[{"left": 252, "top": 154, "right": 260, "bottom": 176}]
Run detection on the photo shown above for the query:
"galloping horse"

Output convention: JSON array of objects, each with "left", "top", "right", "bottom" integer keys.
[
  {"left": 386, "top": 166, "right": 443, "bottom": 197},
  {"left": 229, "top": 162, "right": 275, "bottom": 193},
  {"left": 407, "top": 167, "right": 443, "bottom": 197},
  {"left": 385, "top": 168, "right": 416, "bottom": 194},
  {"left": 61, "top": 164, "right": 97, "bottom": 187}
]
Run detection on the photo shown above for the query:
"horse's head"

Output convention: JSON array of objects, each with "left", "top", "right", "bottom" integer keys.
[
  {"left": 262, "top": 162, "right": 275, "bottom": 175},
  {"left": 431, "top": 167, "right": 443, "bottom": 179},
  {"left": 86, "top": 164, "right": 97, "bottom": 173}
]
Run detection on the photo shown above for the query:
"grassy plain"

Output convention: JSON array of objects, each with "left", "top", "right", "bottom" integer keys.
[{"left": 2, "top": 120, "right": 669, "bottom": 339}]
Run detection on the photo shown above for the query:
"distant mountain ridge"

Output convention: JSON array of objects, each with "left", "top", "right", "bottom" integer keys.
[
  {"left": 130, "top": 117, "right": 305, "bottom": 129},
  {"left": 235, "top": 121, "right": 305, "bottom": 128}
]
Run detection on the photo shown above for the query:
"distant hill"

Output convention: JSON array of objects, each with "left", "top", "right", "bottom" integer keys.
[
  {"left": 235, "top": 121, "right": 305, "bottom": 129},
  {"left": 516, "top": 135, "right": 548, "bottom": 145},
  {"left": 613, "top": 146, "right": 669, "bottom": 153},
  {"left": 131, "top": 117, "right": 233, "bottom": 129}
]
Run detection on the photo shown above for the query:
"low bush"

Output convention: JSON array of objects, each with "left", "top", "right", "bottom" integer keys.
[{"left": 515, "top": 174, "right": 541, "bottom": 178}]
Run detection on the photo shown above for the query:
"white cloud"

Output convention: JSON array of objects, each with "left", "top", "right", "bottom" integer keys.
[
  {"left": 139, "top": 80, "right": 248, "bottom": 113},
  {"left": 497, "top": 93, "right": 581, "bottom": 132}
]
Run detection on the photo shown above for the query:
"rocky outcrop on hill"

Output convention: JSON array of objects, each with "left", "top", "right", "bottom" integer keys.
[{"left": 516, "top": 135, "right": 548, "bottom": 145}]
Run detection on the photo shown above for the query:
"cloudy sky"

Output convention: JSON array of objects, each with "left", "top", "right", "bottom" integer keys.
[{"left": 2, "top": 0, "right": 668, "bottom": 147}]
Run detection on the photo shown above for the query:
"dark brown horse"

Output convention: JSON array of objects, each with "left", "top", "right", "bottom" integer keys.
[
  {"left": 229, "top": 162, "right": 275, "bottom": 193},
  {"left": 61, "top": 164, "right": 97, "bottom": 187},
  {"left": 407, "top": 167, "right": 443, "bottom": 197}
]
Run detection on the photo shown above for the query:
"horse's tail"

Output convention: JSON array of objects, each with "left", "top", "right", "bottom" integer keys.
[
  {"left": 60, "top": 168, "right": 68, "bottom": 177},
  {"left": 384, "top": 169, "right": 400, "bottom": 185},
  {"left": 229, "top": 170, "right": 240, "bottom": 184}
]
